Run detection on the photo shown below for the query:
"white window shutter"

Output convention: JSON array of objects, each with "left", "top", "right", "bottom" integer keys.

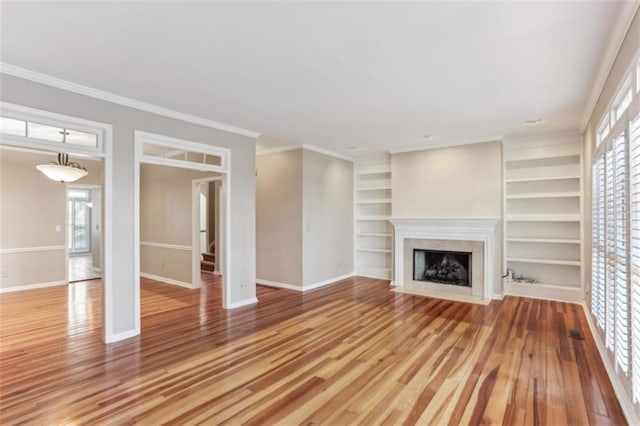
[
  {"left": 592, "top": 157, "right": 606, "bottom": 329},
  {"left": 606, "top": 147, "right": 617, "bottom": 350},
  {"left": 630, "top": 112, "right": 640, "bottom": 402}
]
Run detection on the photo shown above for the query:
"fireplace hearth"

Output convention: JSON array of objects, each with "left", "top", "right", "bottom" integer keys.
[{"left": 413, "top": 249, "right": 472, "bottom": 287}]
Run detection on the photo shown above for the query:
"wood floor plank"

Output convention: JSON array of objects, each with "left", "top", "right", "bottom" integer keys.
[{"left": 0, "top": 275, "right": 627, "bottom": 425}]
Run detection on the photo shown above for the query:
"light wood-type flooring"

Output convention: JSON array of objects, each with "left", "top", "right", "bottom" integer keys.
[{"left": 0, "top": 276, "right": 626, "bottom": 425}]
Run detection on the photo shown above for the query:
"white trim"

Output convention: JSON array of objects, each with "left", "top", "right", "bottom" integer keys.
[
  {"left": 504, "top": 282, "right": 584, "bottom": 303},
  {"left": 256, "top": 143, "right": 353, "bottom": 162},
  {"left": 583, "top": 303, "right": 639, "bottom": 425},
  {"left": 256, "top": 279, "right": 302, "bottom": 291},
  {"left": 105, "top": 328, "right": 138, "bottom": 344},
  {"left": 140, "top": 241, "right": 192, "bottom": 252},
  {"left": 0, "top": 63, "right": 260, "bottom": 139},
  {"left": 0, "top": 144, "right": 102, "bottom": 160},
  {"left": 0, "top": 245, "right": 65, "bottom": 254},
  {"left": 389, "top": 218, "right": 500, "bottom": 302},
  {"left": 257, "top": 272, "right": 354, "bottom": 292},
  {"left": 192, "top": 176, "right": 220, "bottom": 289},
  {"left": 0, "top": 280, "right": 67, "bottom": 293},
  {"left": 580, "top": 1, "right": 640, "bottom": 130},
  {"left": 304, "top": 272, "right": 354, "bottom": 291},
  {"left": 140, "top": 272, "right": 195, "bottom": 289},
  {"left": 388, "top": 136, "right": 502, "bottom": 154},
  {"left": 226, "top": 297, "right": 258, "bottom": 309}
]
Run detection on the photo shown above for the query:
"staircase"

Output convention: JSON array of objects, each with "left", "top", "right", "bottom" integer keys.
[{"left": 201, "top": 252, "right": 215, "bottom": 272}]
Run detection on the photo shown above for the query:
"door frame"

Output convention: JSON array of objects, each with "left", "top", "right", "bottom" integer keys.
[
  {"left": 134, "top": 130, "right": 231, "bottom": 335},
  {"left": 192, "top": 176, "right": 223, "bottom": 287},
  {"left": 0, "top": 101, "right": 115, "bottom": 342}
]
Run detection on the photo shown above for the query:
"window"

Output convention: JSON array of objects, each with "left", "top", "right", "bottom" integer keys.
[
  {"left": 592, "top": 52, "right": 640, "bottom": 403},
  {"left": 0, "top": 116, "right": 98, "bottom": 148}
]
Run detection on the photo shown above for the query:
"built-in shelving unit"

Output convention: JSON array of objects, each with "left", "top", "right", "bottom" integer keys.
[
  {"left": 355, "top": 158, "right": 392, "bottom": 280},
  {"left": 503, "top": 135, "right": 583, "bottom": 301}
]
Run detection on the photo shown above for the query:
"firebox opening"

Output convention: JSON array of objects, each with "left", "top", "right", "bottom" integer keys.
[{"left": 413, "top": 249, "right": 472, "bottom": 287}]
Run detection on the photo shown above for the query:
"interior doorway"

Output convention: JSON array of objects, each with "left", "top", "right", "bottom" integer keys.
[
  {"left": 67, "top": 185, "right": 102, "bottom": 282},
  {"left": 194, "top": 177, "right": 222, "bottom": 282}
]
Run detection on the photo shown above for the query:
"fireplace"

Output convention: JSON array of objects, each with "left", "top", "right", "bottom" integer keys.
[{"left": 413, "top": 249, "right": 472, "bottom": 287}]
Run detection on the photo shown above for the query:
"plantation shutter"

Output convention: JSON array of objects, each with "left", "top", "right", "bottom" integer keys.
[
  {"left": 605, "top": 147, "right": 616, "bottom": 350},
  {"left": 613, "top": 132, "right": 630, "bottom": 373},
  {"left": 592, "top": 156, "right": 606, "bottom": 329},
  {"left": 630, "top": 112, "right": 640, "bottom": 402}
]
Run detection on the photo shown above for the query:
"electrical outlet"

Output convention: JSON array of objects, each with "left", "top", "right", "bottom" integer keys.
[
  {"left": 55, "top": 225, "right": 62, "bottom": 232},
  {"left": 0, "top": 271, "right": 5, "bottom": 278}
]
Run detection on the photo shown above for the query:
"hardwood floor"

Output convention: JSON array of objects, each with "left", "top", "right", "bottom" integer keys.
[{"left": 0, "top": 276, "right": 626, "bottom": 425}]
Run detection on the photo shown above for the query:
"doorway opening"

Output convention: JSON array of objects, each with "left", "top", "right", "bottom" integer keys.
[
  {"left": 67, "top": 185, "right": 102, "bottom": 282},
  {"left": 195, "top": 177, "right": 222, "bottom": 280}
]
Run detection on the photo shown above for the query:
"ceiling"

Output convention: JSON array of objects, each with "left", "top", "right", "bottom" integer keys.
[{"left": 0, "top": 1, "right": 627, "bottom": 156}]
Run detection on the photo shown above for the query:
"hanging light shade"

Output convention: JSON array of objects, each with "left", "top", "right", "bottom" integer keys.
[{"left": 36, "top": 153, "right": 88, "bottom": 183}]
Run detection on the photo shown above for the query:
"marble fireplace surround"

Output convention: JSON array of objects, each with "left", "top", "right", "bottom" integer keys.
[{"left": 389, "top": 218, "right": 500, "bottom": 303}]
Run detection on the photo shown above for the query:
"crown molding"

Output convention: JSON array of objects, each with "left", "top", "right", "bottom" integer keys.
[
  {"left": 257, "top": 143, "right": 353, "bottom": 162},
  {"left": 580, "top": 1, "right": 640, "bottom": 130},
  {"left": 389, "top": 135, "right": 502, "bottom": 155},
  {"left": 0, "top": 62, "right": 261, "bottom": 139}
]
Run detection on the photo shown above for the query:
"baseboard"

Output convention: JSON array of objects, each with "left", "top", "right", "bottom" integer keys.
[
  {"left": 504, "top": 282, "right": 584, "bottom": 304},
  {"left": 140, "top": 272, "right": 195, "bottom": 289},
  {"left": 256, "top": 279, "right": 302, "bottom": 291},
  {"left": 105, "top": 328, "right": 139, "bottom": 344},
  {"left": 226, "top": 297, "right": 258, "bottom": 309},
  {"left": 257, "top": 272, "right": 355, "bottom": 292},
  {"left": 492, "top": 292, "right": 505, "bottom": 300},
  {"left": 303, "top": 272, "right": 354, "bottom": 291},
  {"left": 582, "top": 303, "right": 639, "bottom": 425},
  {"left": 0, "top": 279, "right": 67, "bottom": 293}
]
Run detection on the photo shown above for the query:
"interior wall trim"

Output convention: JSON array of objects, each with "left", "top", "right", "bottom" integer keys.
[
  {"left": 140, "top": 241, "right": 192, "bottom": 252},
  {"left": 140, "top": 272, "right": 195, "bottom": 289},
  {"left": 0, "top": 279, "right": 67, "bottom": 293},
  {"left": 0, "top": 245, "right": 66, "bottom": 254}
]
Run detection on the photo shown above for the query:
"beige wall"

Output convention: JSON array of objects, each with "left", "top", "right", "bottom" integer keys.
[
  {"left": 302, "top": 149, "right": 354, "bottom": 286},
  {"left": 256, "top": 150, "right": 303, "bottom": 286},
  {"left": 391, "top": 141, "right": 503, "bottom": 218},
  {"left": 0, "top": 149, "right": 103, "bottom": 289},
  {"left": 140, "top": 163, "right": 214, "bottom": 284}
]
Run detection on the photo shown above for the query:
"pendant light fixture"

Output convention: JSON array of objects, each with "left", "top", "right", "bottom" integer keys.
[{"left": 36, "top": 153, "right": 88, "bottom": 183}]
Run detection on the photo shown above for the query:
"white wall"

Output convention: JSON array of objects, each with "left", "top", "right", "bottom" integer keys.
[
  {"left": 0, "top": 73, "right": 257, "bottom": 337},
  {"left": 302, "top": 149, "right": 354, "bottom": 286}
]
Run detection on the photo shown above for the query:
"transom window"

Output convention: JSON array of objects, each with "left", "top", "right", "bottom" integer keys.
[{"left": 0, "top": 116, "right": 98, "bottom": 148}]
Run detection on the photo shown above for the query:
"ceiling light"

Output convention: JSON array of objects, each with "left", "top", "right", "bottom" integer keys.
[
  {"left": 36, "top": 153, "right": 88, "bottom": 183},
  {"left": 524, "top": 118, "right": 544, "bottom": 125}
]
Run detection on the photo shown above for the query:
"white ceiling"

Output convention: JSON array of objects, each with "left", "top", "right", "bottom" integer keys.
[{"left": 0, "top": 1, "right": 627, "bottom": 156}]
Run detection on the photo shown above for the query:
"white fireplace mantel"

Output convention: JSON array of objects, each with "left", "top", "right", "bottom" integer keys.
[{"left": 389, "top": 217, "right": 500, "bottom": 302}]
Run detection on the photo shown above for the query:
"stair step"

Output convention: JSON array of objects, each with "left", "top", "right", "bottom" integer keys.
[
  {"left": 200, "top": 260, "right": 215, "bottom": 272},
  {"left": 202, "top": 252, "right": 215, "bottom": 262}
]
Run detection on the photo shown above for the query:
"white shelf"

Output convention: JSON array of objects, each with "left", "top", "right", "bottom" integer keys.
[
  {"left": 356, "top": 199, "right": 392, "bottom": 204},
  {"left": 355, "top": 166, "right": 391, "bottom": 176},
  {"left": 506, "top": 237, "right": 581, "bottom": 244},
  {"left": 507, "top": 257, "right": 580, "bottom": 266},
  {"left": 505, "top": 175, "right": 580, "bottom": 183},
  {"left": 357, "top": 247, "right": 392, "bottom": 253},
  {"left": 357, "top": 216, "right": 390, "bottom": 221},
  {"left": 507, "top": 214, "right": 580, "bottom": 222},
  {"left": 357, "top": 186, "right": 391, "bottom": 191},
  {"left": 357, "top": 233, "right": 392, "bottom": 237},
  {"left": 506, "top": 191, "right": 580, "bottom": 199}
]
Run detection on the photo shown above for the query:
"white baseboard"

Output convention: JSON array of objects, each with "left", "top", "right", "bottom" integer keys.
[
  {"left": 582, "top": 303, "right": 639, "bottom": 425},
  {"left": 257, "top": 272, "right": 354, "bottom": 292},
  {"left": 140, "top": 272, "right": 195, "bottom": 289},
  {"left": 303, "top": 272, "right": 354, "bottom": 291},
  {"left": 226, "top": 297, "right": 258, "bottom": 309},
  {"left": 256, "top": 279, "right": 302, "bottom": 291},
  {"left": 0, "top": 279, "right": 67, "bottom": 293},
  {"left": 505, "top": 282, "right": 584, "bottom": 304},
  {"left": 492, "top": 292, "right": 505, "bottom": 300},
  {"left": 105, "top": 328, "right": 139, "bottom": 344}
]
